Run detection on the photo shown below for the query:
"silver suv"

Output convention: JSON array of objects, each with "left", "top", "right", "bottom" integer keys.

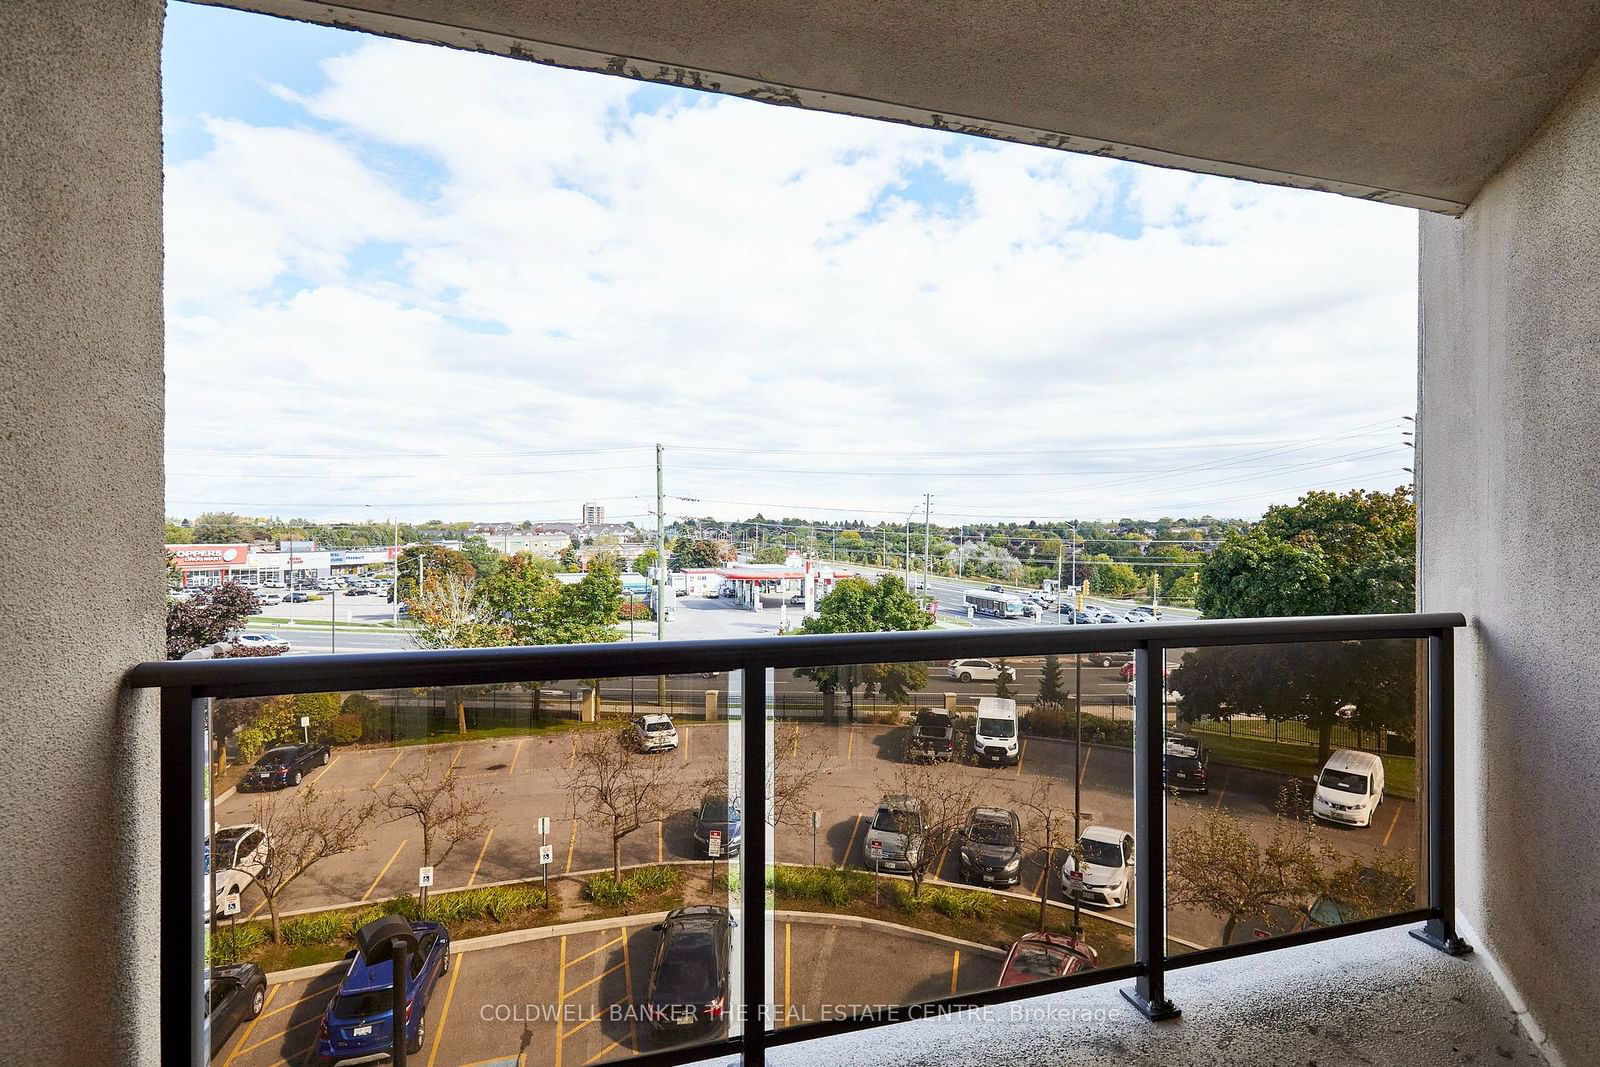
[{"left": 863, "top": 795, "right": 924, "bottom": 872}]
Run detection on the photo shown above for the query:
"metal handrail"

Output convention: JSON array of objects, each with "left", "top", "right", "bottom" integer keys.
[{"left": 130, "top": 611, "right": 1469, "bottom": 1065}]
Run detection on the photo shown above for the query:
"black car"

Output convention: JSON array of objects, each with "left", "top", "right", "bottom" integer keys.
[
  {"left": 958, "top": 806, "right": 1024, "bottom": 886},
  {"left": 1163, "top": 734, "right": 1210, "bottom": 794},
  {"left": 906, "top": 709, "right": 957, "bottom": 763},
  {"left": 645, "top": 906, "right": 733, "bottom": 1041},
  {"left": 239, "top": 743, "right": 330, "bottom": 791},
  {"left": 691, "top": 793, "right": 742, "bottom": 857},
  {"left": 206, "top": 963, "right": 267, "bottom": 1057}
]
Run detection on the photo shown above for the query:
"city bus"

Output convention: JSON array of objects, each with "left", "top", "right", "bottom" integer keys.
[{"left": 964, "top": 590, "right": 1024, "bottom": 618}]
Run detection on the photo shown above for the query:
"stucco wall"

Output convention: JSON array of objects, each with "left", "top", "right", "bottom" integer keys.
[
  {"left": 0, "top": 1, "right": 166, "bottom": 1063},
  {"left": 1420, "top": 53, "right": 1600, "bottom": 1067}
]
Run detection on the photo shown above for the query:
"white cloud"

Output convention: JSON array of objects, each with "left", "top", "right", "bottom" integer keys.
[{"left": 163, "top": 34, "right": 1418, "bottom": 525}]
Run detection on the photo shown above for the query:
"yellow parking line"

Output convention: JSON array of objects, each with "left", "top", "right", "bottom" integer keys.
[
  {"left": 1212, "top": 769, "right": 1231, "bottom": 811},
  {"left": 1031, "top": 864, "right": 1047, "bottom": 898},
  {"left": 566, "top": 934, "right": 625, "bottom": 970},
  {"left": 847, "top": 729, "right": 855, "bottom": 761},
  {"left": 555, "top": 936, "right": 567, "bottom": 1067},
  {"left": 783, "top": 922, "right": 792, "bottom": 1023},
  {"left": 568, "top": 735, "right": 578, "bottom": 769},
  {"left": 234, "top": 1011, "right": 322, "bottom": 1058},
  {"left": 362, "top": 839, "right": 409, "bottom": 902},
  {"left": 467, "top": 829, "right": 495, "bottom": 887},
  {"left": 582, "top": 1038, "right": 629, "bottom": 1065},
  {"left": 448, "top": 745, "right": 465, "bottom": 773},
  {"left": 949, "top": 949, "right": 961, "bottom": 995},
  {"left": 309, "top": 755, "right": 341, "bottom": 786},
  {"left": 619, "top": 925, "right": 639, "bottom": 1054},
  {"left": 1381, "top": 802, "right": 1403, "bottom": 848},
  {"left": 681, "top": 728, "right": 690, "bottom": 763},
  {"left": 657, "top": 820, "right": 664, "bottom": 863},
  {"left": 564, "top": 960, "right": 626, "bottom": 1000},
  {"left": 508, "top": 739, "right": 525, "bottom": 776},
  {"left": 1077, "top": 744, "right": 1094, "bottom": 787},
  {"left": 372, "top": 751, "right": 403, "bottom": 790},
  {"left": 565, "top": 820, "right": 579, "bottom": 873},
  {"left": 255, "top": 978, "right": 342, "bottom": 1022},
  {"left": 221, "top": 983, "right": 278, "bottom": 1065},
  {"left": 1015, "top": 739, "right": 1028, "bottom": 778},
  {"left": 843, "top": 814, "right": 866, "bottom": 867},
  {"left": 426, "top": 954, "right": 464, "bottom": 1067}
]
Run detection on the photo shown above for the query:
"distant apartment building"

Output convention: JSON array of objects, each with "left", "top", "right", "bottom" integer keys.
[
  {"left": 488, "top": 531, "right": 572, "bottom": 557},
  {"left": 582, "top": 502, "right": 605, "bottom": 525}
]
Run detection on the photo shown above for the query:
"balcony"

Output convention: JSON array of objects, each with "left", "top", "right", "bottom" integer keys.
[{"left": 127, "top": 612, "right": 1500, "bottom": 1065}]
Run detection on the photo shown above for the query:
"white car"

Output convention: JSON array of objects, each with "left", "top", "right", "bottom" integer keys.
[
  {"left": 946, "top": 658, "right": 1016, "bottom": 683},
  {"left": 1062, "top": 826, "right": 1134, "bottom": 908},
  {"left": 627, "top": 713, "right": 679, "bottom": 753},
  {"left": 1312, "top": 749, "right": 1386, "bottom": 827},
  {"left": 234, "top": 633, "right": 284, "bottom": 648},
  {"left": 204, "top": 823, "right": 271, "bottom": 918},
  {"left": 1086, "top": 609, "right": 1124, "bottom": 624},
  {"left": 255, "top": 591, "right": 283, "bottom": 607}
]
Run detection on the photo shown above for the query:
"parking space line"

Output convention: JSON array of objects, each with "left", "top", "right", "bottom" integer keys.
[
  {"left": 565, "top": 820, "right": 579, "bottom": 873},
  {"left": 255, "top": 978, "right": 342, "bottom": 1023},
  {"left": 362, "top": 839, "right": 409, "bottom": 902},
  {"left": 847, "top": 729, "right": 855, "bottom": 762},
  {"left": 843, "top": 814, "right": 866, "bottom": 867},
  {"left": 566, "top": 934, "right": 624, "bottom": 969},
  {"left": 1031, "top": 862, "right": 1047, "bottom": 898},
  {"left": 949, "top": 949, "right": 961, "bottom": 995},
  {"left": 221, "top": 982, "right": 278, "bottom": 1066},
  {"left": 309, "top": 755, "right": 341, "bottom": 786},
  {"left": 1212, "top": 769, "right": 1231, "bottom": 811},
  {"left": 555, "top": 936, "right": 567, "bottom": 1067},
  {"left": 467, "top": 828, "right": 495, "bottom": 887},
  {"left": 581, "top": 1037, "right": 629, "bottom": 1065},
  {"left": 372, "top": 751, "right": 403, "bottom": 790},
  {"left": 568, "top": 735, "right": 578, "bottom": 770},
  {"left": 448, "top": 745, "right": 465, "bottom": 773},
  {"left": 426, "top": 953, "right": 464, "bottom": 1067},
  {"left": 1078, "top": 744, "right": 1094, "bottom": 787},
  {"left": 1015, "top": 739, "right": 1028, "bottom": 779},
  {"left": 564, "top": 960, "right": 626, "bottom": 1000},
  {"left": 234, "top": 1010, "right": 322, "bottom": 1058},
  {"left": 783, "top": 922, "right": 792, "bottom": 1021},
  {"left": 508, "top": 739, "right": 525, "bottom": 776},
  {"left": 681, "top": 729, "right": 690, "bottom": 763},
  {"left": 657, "top": 820, "right": 664, "bottom": 863},
  {"left": 1381, "top": 802, "right": 1403, "bottom": 848},
  {"left": 619, "top": 924, "right": 639, "bottom": 1054}
]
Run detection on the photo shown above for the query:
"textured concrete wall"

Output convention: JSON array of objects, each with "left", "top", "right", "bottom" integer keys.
[
  {"left": 0, "top": 2, "right": 165, "bottom": 1064},
  {"left": 1420, "top": 54, "right": 1600, "bottom": 1067}
]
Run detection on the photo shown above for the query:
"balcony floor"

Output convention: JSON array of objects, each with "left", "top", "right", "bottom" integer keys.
[{"left": 769, "top": 927, "right": 1547, "bottom": 1067}]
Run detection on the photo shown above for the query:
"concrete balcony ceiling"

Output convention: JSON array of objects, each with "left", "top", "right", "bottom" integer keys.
[{"left": 225, "top": 0, "right": 1600, "bottom": 214}]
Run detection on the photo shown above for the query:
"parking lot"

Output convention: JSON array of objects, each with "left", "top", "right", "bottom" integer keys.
[
  {"left": 214, "top": 717, "right": 1417, "bottom": 952},
  {"left": 213, "top": 914, "right": 1002, "bottom": 1066}
]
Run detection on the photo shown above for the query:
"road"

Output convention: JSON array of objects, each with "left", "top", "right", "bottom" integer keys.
[{"left": 214, "top": 722, "right": 1417, "bottom": 961}]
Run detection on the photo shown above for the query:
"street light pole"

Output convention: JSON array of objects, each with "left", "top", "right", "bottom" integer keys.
[{"left": 1072, "top": 652, "right": 1083, "bottom": 937}]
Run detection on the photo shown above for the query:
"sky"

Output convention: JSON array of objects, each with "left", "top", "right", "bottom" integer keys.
[{"left": 161, "top": 2, "right": 1419, "bottom": 531}]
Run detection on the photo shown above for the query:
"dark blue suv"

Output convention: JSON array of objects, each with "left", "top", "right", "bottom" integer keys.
[{"left": 315, "top": 920, "right": 450, "bottom": 1065}]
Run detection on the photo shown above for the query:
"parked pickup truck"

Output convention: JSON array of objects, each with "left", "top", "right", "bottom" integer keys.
[{"left": 906, "top": 709, "right": 958, "bottom": 763}]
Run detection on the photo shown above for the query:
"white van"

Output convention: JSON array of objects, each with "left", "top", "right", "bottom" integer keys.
[
  {"left": 1312, "top": 749, "right": 1386, "bottom": 827},
  {"left": 972, "top": 696, "right": 1020, "bottom": 766}
]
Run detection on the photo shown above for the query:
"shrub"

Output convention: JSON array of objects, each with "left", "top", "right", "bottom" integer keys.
[
  {"left": 626, "top": 866, "right": 682, "bottom": 894},
  {"left": 329, "top": 713, "right": 362, "bottom": 745},
  {"left": 282, "top": 912, "right": 348, "bottom": 947},
  {"left": 887, "top": 880, "right": 923, "bottom": 912},
  {"left": 210, "top": 922, "right": 267, "bottom": 964},
  {"left": 925, "top": 887, "right": 996, "bottom": 921},
  {"left": 1023, "top": 704, "right": 1134, "bottom": 747},
  {"left": 582, "top": 866, "right": 682, "bottom": 908},
  {"left": 771, "top": 865, "right": 872, "bottom": 906},
  {"left": 582, "top": 872, "right": 632, "bottom": 908}
]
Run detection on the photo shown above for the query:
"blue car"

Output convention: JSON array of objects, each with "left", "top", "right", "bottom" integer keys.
[{"left": 316, "top": 920, "right": 450, "bottom": 1065}]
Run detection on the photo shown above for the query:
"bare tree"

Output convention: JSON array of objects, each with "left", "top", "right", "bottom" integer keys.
[
  {"left": 1167, "top": 782, "right": 1328, "bottom": 943},
  {"left": 879, "top": 761, "right": 978, "bottom": 899},
  {"left": 1009, "top": 776, "right": 1086, "bottom": 932},
  {"left": 564, "top": 727, "right": 689, "bottom": 879},
  {"left": 249, "top": 786, "right": 377, "bottom": 942},
  {"left": 373, "top": 754, "right": 497, "bottom": 895},
  {"left": 770, "top": 722, "right": 831, "bottom": 831}
]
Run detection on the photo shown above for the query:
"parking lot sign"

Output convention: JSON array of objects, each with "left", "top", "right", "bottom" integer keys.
[
  {"left": 537, "top": 816, "right": 550, "bottom": 836},
  {"left": 221, "top": 893, "right": 241, "bottom": 917},
  {"left": 418, "top": 866, "right": 434, "bottom": 888},
  {"left": 539, "top": 844, "right": 554, "bottom": 866},
  {"left": 708, "top": 830, "right": 722, "bottom": 858}
]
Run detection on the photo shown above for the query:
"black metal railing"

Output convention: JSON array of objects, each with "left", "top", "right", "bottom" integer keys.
[{"left": 127, "top": 611, "right": 1470, "bottom": 1067}]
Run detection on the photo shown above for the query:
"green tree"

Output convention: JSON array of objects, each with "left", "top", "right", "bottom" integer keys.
[
  {"left": 396, "top": 544, "right": 477, "bottom": 604},
  {"left": 236, "top": 692, "right": 342, "bottom": 760},
  {"left": 669, "top": 538, "right": 725, "bottom": 570},
  {"left": 632, "top": 548, "right": 660, "bottom": 576},
  {"left": 792, "top": 575, "right": 932, "bottom": 721},
  {"left": 995, "top": 658, "right": 1016, "bottom": 700},
  {"left": 1086, "top": 555, "right": 1139, "bottom": 596},
  {"left": 191, "top": 510, "right": 250, "bottom": 543},
  {"left": 1196, "top": 487, "right": 1415, "bottom": 619},
  {"left": 1037, "top": 654, "right": 1066, "bottom": 704},
  {"left": 475, "top": 552, "right": 622, "bottom": 646},
  {"left": 164, "top": 520, "right": 194, "bottom": 544},
  {"left": 752, "top": 544, "right": 787, "bottom": 564},
  {"left": 459, "top": 535, "right": 503, "bottom": 582},
  {"left": 557, "top": 544, "right": 580, "bottom": 571}
]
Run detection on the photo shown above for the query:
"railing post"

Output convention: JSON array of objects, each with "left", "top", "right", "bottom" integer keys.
[
  {"left": 1411, "top": 628, "right": 1472, "bottom": 956},
  {"left": 740, "top": 660, "right": 770, "bottom": 1062},
  {"left": 161, "top": 687, "right": 207, "bottom": 1065},
  {"left": 1122, "top": 642, "right": 1180, "bottom": 1021}
]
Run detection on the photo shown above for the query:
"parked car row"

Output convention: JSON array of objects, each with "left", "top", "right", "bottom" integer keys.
[{"left": 239, "top": 741, "right": 331, "bottom": 791}]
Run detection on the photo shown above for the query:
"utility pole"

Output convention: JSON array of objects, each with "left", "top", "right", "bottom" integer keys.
[
  {"left": 391, "top": 518, "right": 400, "bottom": 627},
  {"left": 922, "top": 493, "right": 932, "bottom": 594},
  {"left": 656, "top": 443, "right": 667, "bottom": 705}
]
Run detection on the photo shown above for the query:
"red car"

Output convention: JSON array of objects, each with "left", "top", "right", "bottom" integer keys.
[{"left": 997, "top": 933, "right": 1099, "bottom": 987}]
